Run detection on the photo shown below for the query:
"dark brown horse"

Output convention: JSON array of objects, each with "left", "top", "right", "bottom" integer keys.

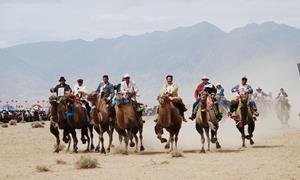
[
  {"left": 49, "top": 95, "right": 71, "bottom": 153},
  {"left": 63, "top": 94, "right": 94, "bottom": 152},
  {"left": 114, "top": 94, "right": 145, "bottom": 154},
  {"left": 87, "top": 92, "right": 114, "bottom": 154},
  {"left": 235, "top": 92, "right": 255, "bottom": 147},
  {"left": 155, "top": 95, "right": 182, "bottom": 152}
]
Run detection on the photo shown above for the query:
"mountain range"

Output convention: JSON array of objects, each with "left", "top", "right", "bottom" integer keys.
[{"left": 0, "top": 21, "right": 300, "bottom": 105}]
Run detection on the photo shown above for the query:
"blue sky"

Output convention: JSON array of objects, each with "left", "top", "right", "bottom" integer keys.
[{"left": 0, "top": 0, "right": 299, "bottom": 47}]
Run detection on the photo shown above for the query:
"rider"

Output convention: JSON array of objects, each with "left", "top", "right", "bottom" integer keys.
[
  {"left": 96, "top": 75, "right": 115, "bottom": 117},
  {"left": 189, "top": 76, "right": 210, "bottom": 120},
  {"left": 229, "top": 76, "right": 259, "bottom": 118},
  {"left": 216, "top": 83, "right": 229, "bottom": 110},
  {"left": 276, "top": 88, "right": 288, "bottom": 99},
  {"left": 253, "top": 87, "right": 269, "bottom": 99},
  {"left": 120, "top": 74, "right": 143, "bottom": 119},
  {"left": 202, "top": 83, "right": 223, "bottom": 121},
  {"left": 160, "top": 75, "right": 187, "bottom": 122},
  {"left": 96, "top": 75, "right": 115, "bottom": 100},
  {"left": 73, "top": 79, "right": 91, "bottom": 117},
  {"left": 51, "top": 76, "right": 72, "bottom": 97}
]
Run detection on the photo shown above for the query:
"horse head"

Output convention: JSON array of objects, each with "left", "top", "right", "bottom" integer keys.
[
  {"left": 158, "top": 94, "right": 171, "bottom": 106},
  {"left": 87, "top": 91, "right": 99, "bottom": 106},
  {"left": 239, "top": 91, "right": 249, "bottom": 106}
]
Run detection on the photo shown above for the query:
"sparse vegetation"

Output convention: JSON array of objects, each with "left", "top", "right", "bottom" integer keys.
[
  {"left": 1, "top": 124, "right": 8, "bottom": 128},
  {"left": 171, "top": 150, "right": 184, "bottom": 158},
  {"left": 31, "top": 122, "right": 44, "bottom": 128},
  {"left": 9, "top": 120, "right": 17, "bottom": 126},
  {"left": 36, "top": 165, "right": 50, "bottom": 172},
  {"left": 56, "top": 159, "right": 67, "bottom": 165},
  {"left": 75, "top": 155, "right": 98, "bottom": 169}
]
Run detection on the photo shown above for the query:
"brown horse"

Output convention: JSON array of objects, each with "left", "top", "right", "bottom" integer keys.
[
  {"left": 155, "top": 95, "right": 182, "bottom": 152},
  {"left": 63, "top": 94, "right": 93, "bottom": 153},
  {"left": 49, "top": 95, "right": 71, "bottom": 153},
  {"left": 87, "top": 92, "right": 114, "bottom": 154},
  {"left": 195, "top": 93, "right": 221, "bottom": 153},
  {"left": 114, "top": 94, "right": 144, "bottom": 154},
  {"left": 235, "top": 92, "right": 255, "bottom": 147}
]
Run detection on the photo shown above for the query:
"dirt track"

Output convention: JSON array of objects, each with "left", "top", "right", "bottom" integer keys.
[{"left": 0, "top": 118, "right": 299, "bottom": 180}]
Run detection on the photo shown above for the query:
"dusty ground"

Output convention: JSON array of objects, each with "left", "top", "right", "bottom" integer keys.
[{"left": 0, "top": 117, "right": 300, "bottom": 180}]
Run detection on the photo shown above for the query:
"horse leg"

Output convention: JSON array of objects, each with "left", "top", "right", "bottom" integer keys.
[
  {"left": 214, "top": 124, "right": 221, "bottom": 149},
  {"left": 133, "top": 132, "right": 139, "bottom": 153},
  {"left": 139, "top": 127, "right": 145, "bottom": 152},
  {"left": 81, "top": 126, "right": 90, "bottom": 152},
  {"left": 169, "top": 133, "right": 174, "bottom": 152},
  {"left": 67, "top": 134, "right": 71, "bottom": 151},
  {"left": 204, "top": 127, "right": 210, "bottom": 151},
  {"left": 237, "top": 125, "right": 246, "bottom": 147},
  {"left": 196, "top": 123, "right": 206, "bottom": 153},
  {"left": 50, "top": 123, "right": 60, "bottom": 153},
  {"left": 107, "top": 124, "right": 114, "bottom": 153},
  {"left": 99, "top": 125, "right": 106, "bottom": 154},
  {"left": 124, "top": 130, "right": 130, "bottom": 155},
  {"left": 155, "top": 124, "right": 167, "bottom": 143},
  {"left": 70, "top": 129, "right": 78, "bottom": 153},
  {"left": 88, "top": 124, "right": 95, "bottom": 150},
  {"left": 248, "top": 122, "right": 255, "bottom": 145}
]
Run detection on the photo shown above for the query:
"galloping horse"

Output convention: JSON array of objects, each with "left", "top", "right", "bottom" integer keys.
[
  {"left": 87, "top": 92, "right": 114, "bottom": 154},
  {"left": 63, "top": 94, "right": 94, "bottom": 152},
  {"left": 275, "top": 96, "right": 290, "bottom": 127},
  {"left": 234, "top": 92, "right": 255, "bottom": 147},
  {"left": 114, "top": 93, "right": 145, "bottom": 154},
  {"left": 48, "top": 95, "right": 71, "bottom": 153},
  {"left": 195, "top": 92, "right": 221, "bottom": 153},
  {"left": 155, "top": 94, "right": 182, "bottom": 152}
]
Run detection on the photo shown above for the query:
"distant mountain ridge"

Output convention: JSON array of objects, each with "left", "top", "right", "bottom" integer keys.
[{"left": 1, "top": 21, "right": 300, "bottom": 105}]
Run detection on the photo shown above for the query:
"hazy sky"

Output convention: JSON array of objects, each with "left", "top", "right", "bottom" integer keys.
[{"left": 0, "top": 0, "right": 299, "bottom": 47}]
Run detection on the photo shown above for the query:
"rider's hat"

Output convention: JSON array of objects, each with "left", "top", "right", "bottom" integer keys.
[
  {"left": 256, "top": 87, "right": 262, "bottom": 91},
  {"left": 201, "top": 76, "right": 209, "bottom": 80},
  {"left": 77, "top": 79, "right": 83, "bottom": 83},
  {"left": 59, "top": 76, "right": 66, "bottom": 82},
  {"left": 123, "top": 74, "right": 131, "bottom": 79},
  {"left": 241, "top": 76, "right": 248, "bottom": 81},
  {"left": 216, "top": 82, "right": 221, "bottom": 86}
]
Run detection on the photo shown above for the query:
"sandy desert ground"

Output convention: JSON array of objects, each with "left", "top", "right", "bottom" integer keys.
[{"left": 0, "top": 115, "right": 300, "bottom": 180}]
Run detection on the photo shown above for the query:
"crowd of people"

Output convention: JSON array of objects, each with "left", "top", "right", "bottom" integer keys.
[{"left": 0, "top": 109, "right": 48, "bottom": 123}]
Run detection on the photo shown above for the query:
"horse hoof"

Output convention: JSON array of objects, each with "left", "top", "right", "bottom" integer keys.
[
  {"left": 211, "top": 138, "right": 216, "bottom": 143},
  {"left": 101, "top": 148, "right": 106, "bottom": 154},
  {"left": 54, "top": 149, "right": 59, "bottom": 153},
  {"left": 84, "top": 149, "right": 90, "bottom": 153},
  {"left": 90, "top": 145, "right": 95, "bottom": 150},
  {"left": 123, "top": 152, "right": 128, "bottom": 155},
  {"left": 81, "top": 138, "right": 87, "bottom": 144},
  {"left": 107, "top": 148, "right": 110, "bottom": 153},
  {"left": 95, "top": 146, "right": 100, "bottom": 152},
  {"left": 140, "top": 146, "right": 145, "bottom": 152},
  {"left": 161, "top": 138, "right": 167, "bottom": 143},
  {"left": 164, "top": 144, "right": 170, "bottom": 149},
  {"left": 130, "top": 142, "right": 135, "bottom": 147},
  {"left": 250, "top": 139, "right": 255, "bottom": 145},
  {"left": 216, "top": 143, "right": 221, "bottom": 149},
  {"left": 200, "top": 149, "right": 206, "bottom": 153}
]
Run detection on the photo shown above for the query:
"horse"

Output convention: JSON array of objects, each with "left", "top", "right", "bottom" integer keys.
[
  {"left": 48, "top": 95, "right": 72, "bottom": 153},
  {"left": 114, "top": 93, "right": 145, "bottom": 154},
  {"left": 195, "top": 92, "right": 221, "bottom": 153},
  {"left": 275, "top": 96, "right": 290, "bottom": 127},
  {"left": 155, "top": 94, "right": 182, "bottom": 152},
  {"left": 62, "top": 94, "right": 94, "bottom": 153},
  {"left": 87, "top": 92, "right": 114, "bottom": 154},
  {"left": 234, "top": 92, "right": 255, "bottom": 147}
]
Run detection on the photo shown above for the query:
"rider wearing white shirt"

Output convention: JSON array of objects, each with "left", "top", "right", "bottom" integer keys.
[{"left": 120, "top": 74, "right": 139, "bottom": 101}]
